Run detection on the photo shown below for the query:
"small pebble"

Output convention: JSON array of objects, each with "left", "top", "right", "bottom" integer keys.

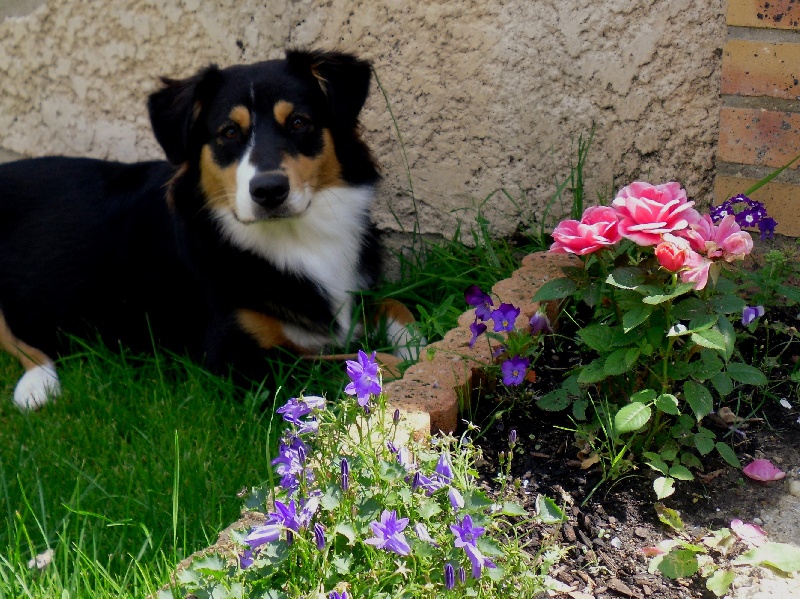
[
  {"left": 610, "top": 536, "right": 622, "bottom": 549},
  {"left": 753, "top": 517, "right": 764, "bottom": 525},
  {"left": 790, "top": 480, "right": 800, "bottom": 498}
]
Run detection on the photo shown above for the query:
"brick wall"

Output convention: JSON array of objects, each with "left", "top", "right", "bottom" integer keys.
[{"left": 716, "top": 0, "right": 800, "bottom": 236}]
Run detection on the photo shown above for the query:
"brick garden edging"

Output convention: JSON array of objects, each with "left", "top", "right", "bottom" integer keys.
[{"left": 385, "top": 251, "right": 579, "bottom": 437}]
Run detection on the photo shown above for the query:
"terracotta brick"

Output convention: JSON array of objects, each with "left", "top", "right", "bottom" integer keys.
[
  {"left": 718, "top": 106, "right": 800, "bottom": 169},
  {"left": 714, "top": 174, "right": 800, "bottom": 236},
  {"left": 728, "top": 0, "right": 800, "bottom": 29},
  {"left": 722, "top": 40, "right": 800, "bottom": 100}
]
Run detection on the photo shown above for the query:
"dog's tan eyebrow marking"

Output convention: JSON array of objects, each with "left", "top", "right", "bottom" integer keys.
[
  {"left": 228, "top": 106, "right": 251, "bottom": 132},
  {"left": 273, "top": 101, "right": 294, "bottom": 127}
]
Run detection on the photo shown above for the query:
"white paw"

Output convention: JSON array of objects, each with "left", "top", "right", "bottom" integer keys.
[
  {"left": 387, "top": 320, "right": 427, "bottom": 362},
  {"left": 13, "top": 363, "right": 61, "bottom": 411}
]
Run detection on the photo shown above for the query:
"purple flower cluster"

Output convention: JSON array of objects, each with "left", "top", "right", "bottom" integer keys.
[
  {"left": 344, "top": 350, "right": 382, "bottom": 409},
  {"left": 710, "top": 194, "right": 777, "bottom": 240},
  {"left": 465, "top": 285, "right": 540, "bottom": 386}
]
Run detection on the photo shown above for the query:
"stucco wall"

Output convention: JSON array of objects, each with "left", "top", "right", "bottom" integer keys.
[{"left": 0, "top": 0, "right": 726, "bottom": 241}]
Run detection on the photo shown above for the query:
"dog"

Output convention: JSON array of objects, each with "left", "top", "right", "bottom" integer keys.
[{"left": 0, "top": 50, "right": 418, "bottom": 410}]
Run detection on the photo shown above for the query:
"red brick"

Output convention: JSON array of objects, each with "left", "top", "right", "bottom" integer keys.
[
  {"left": 728, "top": 0, "right": 800, "bottom": 29},
  {"left": 722, "top": 40, "right": 800, "bottom": 100},
  {"left": 718, "top": 106, "right": 800, "bottom": 169},
  {"left": 714, "top": 175, "right": 800, "bottom": 237}
]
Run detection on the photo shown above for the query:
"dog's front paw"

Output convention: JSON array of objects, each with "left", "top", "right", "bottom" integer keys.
[
  {"left": 13, "top": 363, "right": 61, "bottom": 411},
  {"left": 388, "top": 322, "right": 427, "bottom": 362}
]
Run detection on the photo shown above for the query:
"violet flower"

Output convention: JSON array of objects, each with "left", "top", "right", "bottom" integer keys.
[
  {"left": 244, "top": 523, "right": 282, "bottom": 549},
  {"left": 314, "top": 522, "right": 326, "bottom": 551},
  {"left": 365, "top": 510, "right": 411, "bottom": 556},
  {"left": 759, "top": 216, "right": 777, "bottom": 240},
  {"left": 490, "top": 303, "right": 520, "bottom": 332},
  {"left": 329, "top": 592, "right": 348, "bottom": 599},
  {"left": 239, "top": 548, "right": 254, "bottom": 569},
  {"left": 501, "top": 355, "right": 529, "bottom": 386},
  {"left": 465, "top": 285, "right": 494, "bottom": 321},
  {"left": 340, "top": 458, "right": 349, "bottom": 492},
  {"left": 448, "top": 487, "right": 464, "bottom": 511},
  {"left": 742, "top": 305, "right": 765, "bottom": 326},
  {"left": 271, "top": 435, "right": 310, "bottom": 493},
  {"left": 344, "top": 350, "right": 381, "bottom": 408},
  {"left": 434, "top": 452, "right": 454, "bottom": 483},
  {"left": 414, "top": 522, "right": 439, "bottom": 546},
  {"left": 469, "top": 320, "right": 487, "bottom": 348}
]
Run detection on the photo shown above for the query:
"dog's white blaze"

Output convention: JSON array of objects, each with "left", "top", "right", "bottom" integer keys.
[
  {"left": 13, "top": 362, "right": 60, "bottom": 411},
  {"left": 213, "top": 186, "right": 375, "bottom": 349},
  {"left": 235, "top": 147, "right": 258, "bottom": 222}
]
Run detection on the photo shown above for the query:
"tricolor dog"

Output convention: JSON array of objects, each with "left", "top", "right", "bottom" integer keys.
[{"left": 0, "top": 50, "right": 416, "bottom": 410}]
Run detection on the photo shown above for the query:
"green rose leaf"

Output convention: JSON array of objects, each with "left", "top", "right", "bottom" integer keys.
[
  {"left": 683, "top": 381, "right": 713, "bottom": 420},
  {"left": 604, "top": 348, "right": 640, "bottom": 376},
  {"left": 623, "top": 304, "right": 652, "bottom": 332},
  {"left": 690, "top": 328, "right": 727, "bottom": 351},
  {"left": 577, "top": 357, "right": 607, "bottom": 384},
  {"left": 535, "top": 494, "right": 567, "bottom": 524},
  {"left": 726, "top": 363, "right": 768, "bottom": 386},
  {"left": 614, "top": 402, "right": 652, "bottom": 435},
  {"left": 655, "top": 393, "right": 680, "bottom": 415},
  {"left": 715, "top": 442, "right": 741, "bottom": 468},
  {"left": 532, "top": 277, "right": 577, "bottom": 301},
  {"left": 578, "top": 324, "right": 616, "bottom": 352},
  {"left": 653, "top": 476, "right": 676, "bottom": 499}
]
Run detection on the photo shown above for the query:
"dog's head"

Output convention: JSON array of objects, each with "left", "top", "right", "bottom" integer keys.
[{"left": 148, "top": 50, "right": 378, "bottom": 222}]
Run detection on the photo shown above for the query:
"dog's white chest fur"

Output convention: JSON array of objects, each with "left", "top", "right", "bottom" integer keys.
[{"left": 213, "top": 186, "right": 374, "bottom": 349}]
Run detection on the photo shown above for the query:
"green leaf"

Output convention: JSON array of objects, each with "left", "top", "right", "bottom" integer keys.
[
  {"left": 668, "top": 465, "right": 694, "bottom": 481},
  {"left": 379, "top": 459, "right": 408, "bottom": 482},
  {"left": 320, "top": 485, "right": 343, "bottom": 510},
  {"left": 694, "top": 429, "right": 716, "bottom": 455},
  {"left": 501, "top": 502, "right": 529, "bottom": 517},
  {"left": 331, "top": 554, "right": 353, "bottom": 575},
  {"left": 578, "top": 324, "right": 616, "bottom": 352},
  {"left": 417, "top": 497, "right": 443, "bottom": 520},
  {"left": 653, "top": 476, "right": 676, "bottom": 499},
  {"left": 710, "top": 372, "right": 733, "bottom": 396},
  {"left": 655, "top": 393, "right": 680, "bottom": 415},
  {"left": 537, "top": 387, "right": 571, "bottom": 411},
  {"left": 672, "top": 297, "right": 708, "bottom": 320},
  {"left": 658, "top": 549, "right": 700, "bottom": 579},
  {"left": 715, "top": 442, "right": 741, "bottom": 468},
  {"left": 532, "top": 277, "right": 577, "bottom": 301},
  {"left": 680, "top": 452, "right": 702, "bottom": 469},
  {"left": 631, "top": 389, "right": 657, "bottom": 403},
  {"left": 716, "top": 316, "right": 736, "bottom": 362},
  {"left": 604, "top": 348, "right": 640, "bottom": 376},
  {"left": 706, "top": 570, "right": 736, "bottom": 597},
  {"left": 463, "top": 489, "right": 494, "bottom": 511},
  {"left": 683, "top": 381, "right": 713, "bottom": 420},
  {"left": 334, "top": 523, "right": 357, "bottom": 544},
  {"left": 577, "top": 358, "right": 607, "bottom": 384},
  {"left": 642, "top": 283, "right": 697, "bottom": 305},
  {"left": 693, "top": 351, "right": 724, "bottom": 382},
  {"left": 733, "top": 542, "right": 800, "bottom": 572},
  {"left": 535, "top": 494, "right": 567, "bottom": 524},
  {"left": 707, "top": 294, "right": 746, "bottom": 315},
  {"left": 777, "top": 284, "right": 800, "bottom": 304},
  {"left": 606, "top": 268, "right": 645, "bottom": 289},
  {"left": 614, "top": 402, "right": 652, "bottom": 435},
  {"left": 623, "top": 305, "right": 652, "bottom": 332},
  {"left": 644, "top": 454, "right": 669, "bottom": 475},
  {"left": 655, "top": 503, "right": 685, "bottom": 531},
  {"left": 726, "top": 363, "right": 768, "bottom": 386},
  {"left": 690, "top": 329, "right": 727, "bottom": 351}
]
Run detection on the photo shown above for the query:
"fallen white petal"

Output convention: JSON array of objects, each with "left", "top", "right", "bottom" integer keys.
[{"left": 27, "top": 548, "right": 54, "bottom": 570}]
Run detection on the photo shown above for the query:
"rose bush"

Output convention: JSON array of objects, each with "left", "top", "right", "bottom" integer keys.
[{"left": 533, "top": 182, "right": 776, "bottom": 498}]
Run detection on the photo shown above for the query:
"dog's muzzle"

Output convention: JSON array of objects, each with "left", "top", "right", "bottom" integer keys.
[{"left": 250, "top": 172, "right": 290, "bottom": 209}]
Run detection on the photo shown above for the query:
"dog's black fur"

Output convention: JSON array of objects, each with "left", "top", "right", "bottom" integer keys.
[{"left": 0, "top": 50, "right": 408, "bottom": 408}]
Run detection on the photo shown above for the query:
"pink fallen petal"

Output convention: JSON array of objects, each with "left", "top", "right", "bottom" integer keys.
[
  {"left": 742, "top": 459, "right": 786, "bottom": 482},
  {"left": 730, "top": 519, "right": 768, "bottom": 547},
  {"left": 641, "top": 546, "right": 666, "bottom": 557}
]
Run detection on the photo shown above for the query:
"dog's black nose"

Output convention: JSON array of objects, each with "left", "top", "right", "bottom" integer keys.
[{"left": 249, "top": 173, "right": 290, "bottom": 209}]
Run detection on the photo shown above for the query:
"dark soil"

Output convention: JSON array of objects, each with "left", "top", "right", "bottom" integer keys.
[{"left": 462, "top": 308, "right": 800, "bottom": 599}]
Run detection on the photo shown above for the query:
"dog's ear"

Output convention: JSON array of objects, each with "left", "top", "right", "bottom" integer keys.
[
  {"left": 287, "top": 50, "right": 373, "bottom": 127},
  {"left": 147, "top": 66, "right": 222, "bottom": 165}
]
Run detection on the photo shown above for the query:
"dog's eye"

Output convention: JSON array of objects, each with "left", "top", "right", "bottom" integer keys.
[
  {"left": 288, "top": 114, "right": 311, "bottom": 132},
  {"left": 219, "top": 125, "right": 239, "bottom": 141}
]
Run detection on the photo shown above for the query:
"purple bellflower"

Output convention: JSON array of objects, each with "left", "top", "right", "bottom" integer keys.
[
  {"left": 742, "top": 305, "right": 765, "bottom": 326},
  {"left": 490, "top": 303, "right": 520, "bottom": 332},
  {"left": 344, "top": 350, "right": 382, "bottom": 407},
  {"left": 450, "top": 514, "right": 496, "bottom": 579},
  {"left": 501, "top": 355, "right": 530, "bottom": 386},
  {"left": 414, "top": 522, "right": 439, "bottom": 546},
  {"left": 329, "top": 592, "right": 349, "bottom": 599},
  {"left": 365, "top": 510, "right": 411, "bottom": 556},
  {"left": 444, "top": 563, "right": 456, "bottom": 590},
  {"left": 448, "top": 487, "right": 465, "bottom": 511},
  {"left": 465, "top": 285, "right": 494, "bottom": 321},
  {"left": 314, "top": 522, "right": 326, "bottom": 551}
]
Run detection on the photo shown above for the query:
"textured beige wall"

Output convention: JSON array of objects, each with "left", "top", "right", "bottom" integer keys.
[{"left": 0, "top": 0, "right": 725, "bottom": 240}]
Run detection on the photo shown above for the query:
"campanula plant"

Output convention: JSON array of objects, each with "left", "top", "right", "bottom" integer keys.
[
  {"left": 531, "top": 182, "right": 777, "bottom": 498},
  {"left": 160, "top": 350, "right": 564, "bottom": 598}
]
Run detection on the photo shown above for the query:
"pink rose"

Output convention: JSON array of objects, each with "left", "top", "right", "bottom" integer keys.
[
  {"left": 676, "top": 214, "right": 717, "bottom": 255},
  {"left": 680, "top": 249, "right": 713, "bottom": 291},
  {"left": 550, "top": 206, "right": 622, "bottom": 256},
  {"left": 612, "top": 182, "right": 703, "bottom": 246},
  {"left": 714, "top": 215, "right": 753, "bottom": 262},
  {"left": 655, "top": 240, "right": 687, "bottom": 272}
]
